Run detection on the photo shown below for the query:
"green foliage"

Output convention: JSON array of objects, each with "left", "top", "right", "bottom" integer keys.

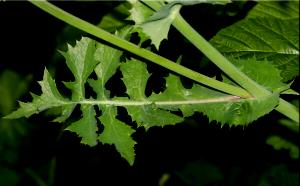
[
  {"left": 5, "top": 35, "right": 285, "bottom": 164},
  {"left": 210, "top": 1, "right": 299, "bottom": 81},
  {"left": 247, "top": 1, "right": 299, "bottom": 19},
  {"left": 5, "top": 0, "right": 299, "bottom": 166},
  {"left": 0, "top": 70, "right": 32, "bottom": 186},
  {"left": 257, "top": 165, "right": 299, "bottom": 186},
  {"left": 0, "top": 71, "right": 31, "bottom": 161},
  {"left": 176, "top": 160, "right": 223, "bottom": 186},
  {"left": 224, "top": 57, "right": 288, "bottom": 92},
  {"left": 266, "top": 135, "right": 299, "bottom": 159}
]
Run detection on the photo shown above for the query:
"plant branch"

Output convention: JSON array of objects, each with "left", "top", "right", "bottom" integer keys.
[{"left": 28, "top": 0, "right": 251, "bottom": 98}]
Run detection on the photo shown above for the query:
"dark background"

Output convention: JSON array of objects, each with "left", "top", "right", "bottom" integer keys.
[{"left": 0, "top": 1, "right": 298, "bottom": 186}]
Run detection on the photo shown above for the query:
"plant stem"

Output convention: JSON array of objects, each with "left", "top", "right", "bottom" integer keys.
[
  {"left": 142, "top": 1, "right": 299, "bottom": 123},
  {"left": 29, "top": 0, "right": 251, "bottom": 99},
  {"left": 276, "top": 99, "right": 299, "bottom": 124}
]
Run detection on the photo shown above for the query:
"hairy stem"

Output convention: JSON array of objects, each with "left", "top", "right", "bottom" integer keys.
[
  {"left": 29, "top": 0, "right": 250, "bottom": 98},
  {"left": 77, "top": 96, "right": 241, "bottom": 106}
]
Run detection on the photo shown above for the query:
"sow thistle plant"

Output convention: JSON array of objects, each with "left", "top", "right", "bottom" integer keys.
[{"left": 5, "top": 0, "right": 299, "bottom": 165}]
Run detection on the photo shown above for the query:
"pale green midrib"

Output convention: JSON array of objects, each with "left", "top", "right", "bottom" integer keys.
[
  {"left": 29, "top": 0, "right": 251, "bottom": 98},
  {"left": 56, "top": 96, "right": 241, "bottom": 106}
]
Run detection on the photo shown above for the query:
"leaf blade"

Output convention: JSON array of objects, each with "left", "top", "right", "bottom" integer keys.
[
  {"left": 210, "top": 15, "right": 299, "bottom": 81},
  {"left": 99, "top": 107, "right": 136, "bottom": 165},
  {"left": 66, "top": 105, "right": 98, "bottom": 146}
]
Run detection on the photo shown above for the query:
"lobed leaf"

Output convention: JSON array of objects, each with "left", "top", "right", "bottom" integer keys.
[
  {"left": 150, "top": 73, "right": 279, "bottom": 126},
  {"left": 6, "top": 33, "right": 283, "bottom": 165},
  {"left": 60, "top": 37, "right": 98, "bottom": 100},
  {"left": 120, "top": 59, "right": 183, "bottom": 129},
  {"left": 99, "top": 107, "right": 136, "bottom": 165},
  {"left": 66, "top": 105, "right": 98, "bottom": 146},
  {"left": 5, "top": 69, "right": 68, "bottom": 119}
]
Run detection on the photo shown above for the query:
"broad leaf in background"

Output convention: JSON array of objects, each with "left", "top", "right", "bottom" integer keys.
[
  {"left": 98, "top": 2, "right": 131, "bottom": 33},
  {"left": 0, "top": 71, "right": 32, "bottom": 185},
  {"left": 0, "top": 71, "right": 31, "bottom": 163},
  {"left": 247, "top": 1, "right": 299, "bottom": 19},
  {"left": 258, "top": 164, "right": 299, "bottom": 186},
  {"left": 210, "top": 1, "right": 299, "bottom": 82},
  {"left": 223, "top": 57, "right": 288, "bottom": 93}
]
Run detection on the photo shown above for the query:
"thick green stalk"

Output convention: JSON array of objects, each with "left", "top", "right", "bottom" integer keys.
[
  {"left": 143, "top": 1, "right": 299, "bottom": 123},
  {"left": 29, "top": 0, "right": 250, "bottom": 98}
]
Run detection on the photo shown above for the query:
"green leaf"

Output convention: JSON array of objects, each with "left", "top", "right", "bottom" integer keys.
[
  {"left": 121, "top": 59, "right": 183, "bottom": 128},
  {"left": 5, "top": 69, "right": 68, "bottom": 119},
  {"left": 202, "top": 93, "right": 279, "bottom": 126},
  {"left": 210, "top": 5, "right": 299, "bottom": 81},
  {"left": 139, "top": 4, "right": 181, "bottom": 49},
  {"left": 97, "top": 3, "right": 131, "bottom": 33},
  {"left": 278, "top": 119, "right": 299, "bottom": 133},
  {"left": 281, "top": 89, "right": 299, "bottom": 95},
  {"left": 53, "top": 104, "right": 76, "bottom": 123},
  {"left": 66, "top": 105, "right": 98, "bottom": 147},
  {"left": 99, "top": 107, "right": 136, "bottom": 165},
  {"left": 247, "top": 1, "right": 299, "bottom": 19},
  {"left": 266, "top": 135, "right": 299, "bottom": 159},
  {"left": 90, "top": 27, "right": 132, "bottom": 99},
  {"left": 0, "top": 70, "right": 30, "bottom": 115},
  {"left": 151, "top": 74, "right": 279, "bottom": 126},
  {"left": 6, "top": 33, "right": 283, "bottom": 165},
  {"left": 226, "top": 57, "right": 287, "bottom": 92},
  {"left": 60, "top": 37, "right": 98, "bottom": 100},
  {"left": 128, "top": 0, "right": 154, "bottom": 25}
]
